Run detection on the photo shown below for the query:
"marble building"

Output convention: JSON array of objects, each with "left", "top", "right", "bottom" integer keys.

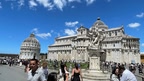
[
  {"left": 48, "top": 17, "right": 140, "bottom": 64},
  {"left": 19, "top": 33, "right": 40, "bottom": 59}
]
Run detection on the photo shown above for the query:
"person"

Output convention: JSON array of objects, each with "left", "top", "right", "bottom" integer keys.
[
  {"left": 19, "top": 59, "right": 22, "bottom": 66},
  {"left": 64, "top": 64, "right": 69, "bottom": 81},
  {"left": 138, "top": 64, "right": 143, "bottom": 74},
  {"left": 41, "top": 62, "right": 48, "bottom": 80},
  {"left": 24, "top": 60, "right": 29, "bottom": 72},
  {"left": 47, "top": 72, "right": 57, "bottom": 81},
  {"left": 27, "top": 58, "right": 46, "bottom": 81},
  {"left": 60, "top": 63, "right": 69, "bottom": 81},
  {"left": 110, "top": 67, "right": 120, "bottom": 81},
  {"left": 71, "top": 63, "right": 83, "bottom": 81},
  {"left": 129, "top": 64, "right": 136, "bottom": 74},
  {"left": 118, "top": 65, "right": 137, "bottom": 81}
]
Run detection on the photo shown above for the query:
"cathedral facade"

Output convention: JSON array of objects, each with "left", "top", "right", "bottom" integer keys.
[{"left": 48, "top": 18, "right": 140, "bottom": 64}]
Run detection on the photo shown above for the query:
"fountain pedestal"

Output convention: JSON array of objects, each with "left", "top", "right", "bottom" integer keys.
[{"left": 82, "top": 48, "right": 110, "bottom": 81}]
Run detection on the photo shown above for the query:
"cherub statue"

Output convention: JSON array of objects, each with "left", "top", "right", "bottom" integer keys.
[{"left": 88, "top": 27, "right": 100, "bottom": 49}]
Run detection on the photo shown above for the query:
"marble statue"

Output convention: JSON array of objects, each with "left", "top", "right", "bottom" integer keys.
[{"left": 88, "top": 27, "right": 101, "bottom": 49}]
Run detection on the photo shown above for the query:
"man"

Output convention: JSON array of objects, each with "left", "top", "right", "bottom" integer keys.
[
  {"left": 27, "top": 59, "right": 46, "bottom": 81},
  {"left": 129, "top": 64, "right": 136, "bottom": 74},
  {"left": 119, "top": 65, "right": 137, "bottom": 81}
]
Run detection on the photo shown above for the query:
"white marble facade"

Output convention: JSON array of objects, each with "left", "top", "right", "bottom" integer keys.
[
  {"left": 19, "top": 34, "right": 40, "bottom": 60},
  {"left": 48, "top": 17, "right": 140, "bottom": 64}
]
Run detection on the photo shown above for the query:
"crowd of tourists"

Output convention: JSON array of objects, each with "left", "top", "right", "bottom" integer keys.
[
  {"left": 109, "top": 61, "right": 144, "bottom": 81},
  {"left": 110, "top": 63, "right": 137, "bottom": 81},
  {"left": 25, "top": 58, "right": 144, "bottom": 81},
  {"left": 25, "top": 58, "right": 83, "bottom": 81},
  {"left": 2, "top": 57, "right": 143, "bottom": 81}
]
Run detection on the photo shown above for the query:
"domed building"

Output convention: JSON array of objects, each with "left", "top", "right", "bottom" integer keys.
[
  {"left": 19, "top": 33, "right": 40, "bottom": 59},
  {"left": 48, "top": 17, "right": 140, "bottom": 64}
]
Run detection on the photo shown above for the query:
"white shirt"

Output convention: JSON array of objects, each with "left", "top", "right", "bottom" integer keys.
[
  {"left": 27, "top": 68, "right": 46, "bottom": 81},
  {"left": 120, "top": 69, "right": 137, "bottom": 81},
  {"left": 111, "top": 74, "right": 119, "bottom": 81}
]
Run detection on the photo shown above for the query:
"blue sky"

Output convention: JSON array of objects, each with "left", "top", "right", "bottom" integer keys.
[{"left": 0, "top": 0, "right": 144, "bottom": 54}]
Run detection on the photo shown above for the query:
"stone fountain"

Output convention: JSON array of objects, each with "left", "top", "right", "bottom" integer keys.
[{"left": 82, "top": 27, "right": 110, "bottom": 81}]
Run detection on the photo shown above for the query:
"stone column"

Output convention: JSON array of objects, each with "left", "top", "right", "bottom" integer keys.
[{"left": 89, "top": 56, "right": 100, "bottom": 70}]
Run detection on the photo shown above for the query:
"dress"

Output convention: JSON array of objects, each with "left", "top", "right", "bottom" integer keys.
[{"left": 72, "top": 72, "right": 80, "bottom": 81}]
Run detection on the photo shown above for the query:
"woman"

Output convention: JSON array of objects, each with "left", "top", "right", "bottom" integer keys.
[
  {"left": 71, "top": 63, "right": 83, "bottom": 81},
  {"left": 61, "top": 63, "right": 69, "bottom": 81},
  {"left": 47, "top": 72, "right": 57, "bottom": 81},
  {"left": 111, "top": 67, "right": 120, "bottom": 81},
  {"left": 41, "top": 62, "right": 48, "bottom": 80}
]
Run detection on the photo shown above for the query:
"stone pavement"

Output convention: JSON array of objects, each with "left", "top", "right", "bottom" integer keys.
[
  {"left": 0, "top": 65, "right": 27, "bottom": 81},
  {"left": 0, "top": 65, "right": 144, "bottom": 81}
]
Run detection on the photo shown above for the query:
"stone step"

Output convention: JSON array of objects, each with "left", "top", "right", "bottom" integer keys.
[
  {"left": 83, "top": 78, "right": 110, "bottom": 81},
  {"left": 82, "top": 70, "right": 110, "bottom": 81},
  {"left": 83, "top": 74, "right": 110, "bottom": 79}
]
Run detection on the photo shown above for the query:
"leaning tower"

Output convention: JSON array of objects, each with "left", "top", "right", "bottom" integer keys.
[{"left": 19, "top": 33, "right": 40, "bottom": 60}]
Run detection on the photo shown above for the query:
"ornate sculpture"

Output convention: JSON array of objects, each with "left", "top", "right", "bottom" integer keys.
[
  {"left": 88, "top": 27, "right": 100, "bottom": 49},
  {"left": 88, "top": 27, "right": 105, "bottom": 49}
]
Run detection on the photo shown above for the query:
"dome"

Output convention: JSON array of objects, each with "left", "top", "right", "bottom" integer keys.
[
  {"left": 19, "top": 33, "right": 40, "bottom": 60},
  {"left": 93, "top": 17, "right": 105, "bottom": 25},
  {"left": 21, "top": 33, "right": 40, "bottom": 48},
  {"left": 23, "top": 34, "right": 39, "bottom": 44},
  {"left": 90, "top": 17, "right": 108, "bottom": 31}
]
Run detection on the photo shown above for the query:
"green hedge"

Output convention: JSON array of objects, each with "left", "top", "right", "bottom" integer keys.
[{"left": 40, "top": 60, "right": 89, "bottom": 69}]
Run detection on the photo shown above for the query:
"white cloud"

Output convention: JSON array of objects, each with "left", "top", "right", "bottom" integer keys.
[
  {"left": 57, "top": 33, "right": 61, "bottom": 37},
  {"left": 128, "top": 22, "right": 141, "bottom": 28},
  {"left": 29, "top": 0, "right": 38, "bottom": 8},
  {"left": 71, "top": 6, "right": 75, "bottom": 8},
  {"left": 136, "top": 13, "right": 144, "bottom": 18},
  {"left": 86, "top": 0, "right": 96, "bottom": 5},
  {"left": 107, "top": 0, "right": 111, "bottom": 2},
  {"left": 65, "top": 21, "right": 79, "bottom": 27},
  {"left": 68, "top": 0, "right": 81, "bottom": 3},
  {"left": 75, "top": 27, "right": 78, "bottom": 32},
  {"left": 2, "top": 0, "right": 96, "bottom": 11},
  {"left": 31, "top": 28, "right": 51, "bottom": 39},
  {"left": 5, "top": 0, "right": 16, "bottom": 2},
  {"left": 18, "top": 0, "right": 24, "bottom": 7},
  {"left": 53, "top": 0, "right": 67, "bottom": 11},
  {"left": 142, "top": 43, "right": 144, "bottom": 47},
  {"left": 10, "top": 3, "right": 14, "bottom": 9},
  {"left": 36, "top": 33, "right": 51, "bottom": 39},
  {"left": 31, "top": 28, "right": 39, "bottom": 33},
  {"left": 65, "top": 29, "right": 76, "bottom": 35},
  {"left": 36, "top": 0, "right": 54, "bottom": 10},
  {"left": 0, "top": 2, "right": 2, "bottom": 9},
  {"left": 50, "top": 30, "right": 54, "bottom": 33}
]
